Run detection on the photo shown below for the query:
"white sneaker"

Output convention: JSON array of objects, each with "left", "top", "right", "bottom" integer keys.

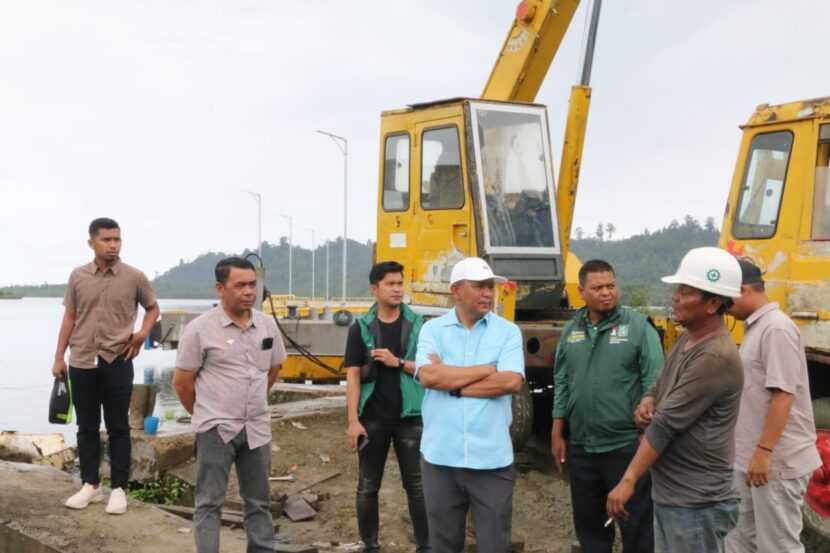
[
  {"left": 106, "top": 487, "right": 128, "bottom": 515},
  {"left": 64, "top": 483, "right": 104, "bottom": 509}
]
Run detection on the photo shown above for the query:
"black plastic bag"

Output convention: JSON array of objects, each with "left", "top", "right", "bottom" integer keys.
[{"left": 48, "top": 373, "right": 73, "bottom": 424}]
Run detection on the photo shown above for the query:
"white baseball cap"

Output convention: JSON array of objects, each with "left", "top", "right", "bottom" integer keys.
[{"left": 450, "top": 257, "right": 507, "bottom": 285}]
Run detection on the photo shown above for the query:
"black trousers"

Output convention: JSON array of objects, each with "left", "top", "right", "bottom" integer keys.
[
  {"left": 357, "top": 418, "right": 429, "bottom": 552},
  {"left": 568, "top": 440, "right": 654, "bottom": 553},
  {"left": 69, "top": 356, "right": 134, "bottom": 489}
]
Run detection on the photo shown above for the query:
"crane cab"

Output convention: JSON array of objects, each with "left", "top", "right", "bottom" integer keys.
[
  {"left": 719, "top": 97, "right": 830, "bottom": 362},
  {"left": 376, "top": 98, "right": 565, "bottom": 314}
]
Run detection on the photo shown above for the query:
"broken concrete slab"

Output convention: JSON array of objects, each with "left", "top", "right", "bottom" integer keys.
[
  {"left": 0, "top": 460, "right": 247, "bottom": 552},
  {"left": 0, "top": 432, "right": 65, "bottom": 463},
  {"left": 101, "top": 425, "right": 194, "bottom": 483}
]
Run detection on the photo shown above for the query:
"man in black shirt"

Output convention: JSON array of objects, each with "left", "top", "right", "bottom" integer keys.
[{"left": 344, "top": 261, "right": 429, "bottom": 552}]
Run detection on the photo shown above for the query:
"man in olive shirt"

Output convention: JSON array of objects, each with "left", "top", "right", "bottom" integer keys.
[
  {"left": 724, "top": 259, "right": 821, "bottom": 553},
  {"left": 552, "top": 259, "right": 664, "bottom": 553},
  {"left": 54, "top": 217, "right": 159, "bottom": 515},
  {"left": 607, "top": 247, "right": 744, "bottom": 553},
  {"left": 173, "top": 257, "right": 286, "bottom": 553}
]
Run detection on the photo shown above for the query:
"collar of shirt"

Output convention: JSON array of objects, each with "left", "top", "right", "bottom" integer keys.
[
  {"left": 217, "top": 306, "right": 257, "bottom": 330},
  {"left": 442, "top": 308, "right": 492, "bottom": 329},
  {"left": 86, "top": 259, "right": 121, "bottom": 276},
  {"left": 744, "top": 301, "right": 780, "bottom": 328}
]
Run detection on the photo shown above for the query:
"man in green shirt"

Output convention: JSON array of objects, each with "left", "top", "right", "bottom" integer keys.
[{"left": 552, "top": 259, "right": 664, "bottom": 553}]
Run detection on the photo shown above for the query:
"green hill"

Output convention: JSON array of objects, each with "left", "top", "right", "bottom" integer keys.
[
  {"left": 151, "top": 237, "right": 375, "bottom": 299},
  {"left": 570, "top": 216, "right": 720, "bottom": 306},
  {"left": 1, "top": 216, "right": 719, "bottom": 303}
]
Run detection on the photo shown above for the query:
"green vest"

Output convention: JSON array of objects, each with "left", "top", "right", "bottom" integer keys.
[
  {"left": 553, "top": 306, "right": 663, "bottom": 452},
  {"left": 356, "top": 303, "right": 425, "bottom": 418}
]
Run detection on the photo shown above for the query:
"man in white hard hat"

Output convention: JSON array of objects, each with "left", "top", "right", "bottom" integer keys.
[
  {"left": 606, "top": 247, "right": 744, "bottom": 553},
  {"left": 724, "top": 259, "right": 820, "bottom": 553},
  {"left": 415, "top": 257, "right": 525, "bottom": 553}
]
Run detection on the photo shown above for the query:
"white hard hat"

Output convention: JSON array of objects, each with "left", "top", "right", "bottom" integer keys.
[
  {"left": 661, "top": 247, "right": 741, "bottom": 298},
  {"left": 450, "top": 257, "right": 507, "bottom": 285}
]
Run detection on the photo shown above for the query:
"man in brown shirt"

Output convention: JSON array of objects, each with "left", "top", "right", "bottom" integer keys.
[
  {"left": 53, "top": 217, "right": 159, "bottom": 514},
  {"left": 173, "top": 257, "right": 286, "bottom": 553}
]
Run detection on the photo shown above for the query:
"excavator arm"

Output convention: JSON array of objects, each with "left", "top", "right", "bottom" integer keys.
[{"left": 481, "top": 0, "right": 581, "bottom": 103}]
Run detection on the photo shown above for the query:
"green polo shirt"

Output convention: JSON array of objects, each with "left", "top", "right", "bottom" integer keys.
[{"left": 552, "top": 306, "right": 664, "bottom": 453}]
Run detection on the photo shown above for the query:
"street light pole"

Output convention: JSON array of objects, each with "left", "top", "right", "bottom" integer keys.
[
  {"left": 316, "top": 130, "right": 348, "bottom": 304},
  {"left": 279, "top": 213, "right": 293, "bottom": 296},
  {"left": 303, "top": 228, "right": 316, "bottom": 300},
  {"left": 241, "top": 189, "right": 262, "bottom": 259},
  {"left": 326, "top": 240, "right": 329, "bottom": 305}
]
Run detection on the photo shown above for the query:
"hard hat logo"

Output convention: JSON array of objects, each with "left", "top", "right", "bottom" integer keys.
[{"left": 706, "top": 269, "right": 721, "bottom": 283}]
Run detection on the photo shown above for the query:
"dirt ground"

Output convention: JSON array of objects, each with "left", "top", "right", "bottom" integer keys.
[
  {"left": 4, "top": 403, "right": 829, "bottom": 553},
  {"left": 253, "top": 411, "right": 581, "bottom": 552},
  {"left": 248, "top": 409, "right": 830, "bottom": 553}
]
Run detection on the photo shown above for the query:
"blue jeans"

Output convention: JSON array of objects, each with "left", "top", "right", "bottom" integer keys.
[{"left": 654, "top": 500, "right": 738, "bottom": 553}]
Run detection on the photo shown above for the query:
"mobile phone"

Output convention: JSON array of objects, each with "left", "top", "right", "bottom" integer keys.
[{"left": 357, "top": 435, "right": 369, "bottom": 451}]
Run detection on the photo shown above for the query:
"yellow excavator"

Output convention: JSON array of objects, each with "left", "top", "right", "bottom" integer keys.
[
  {"left": 717, "top": 97, "right": 830, "bottom": 538},
  {"left": 276, "top": 0, "right": 601, "bottom": 448}
]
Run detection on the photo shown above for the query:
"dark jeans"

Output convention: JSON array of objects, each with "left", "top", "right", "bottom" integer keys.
[
  {"left": 357, "top": 418, "right": 429, "bottom": 552},
  {"left": 420, "top": 457, "right": 515, "bottom": 553},
  {"left": 69, "top": 357, "right": 134, "bottom": 489},
  {"left": 194, "top": 428, "right": 274, "bottom": 553},
  {"left": 568, "top": 440, "right": 654, "bottom": 553}
]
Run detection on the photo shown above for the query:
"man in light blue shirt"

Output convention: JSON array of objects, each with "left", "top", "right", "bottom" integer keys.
[{"left": 416, "top": 257, "right": 525, "bottom": 553}]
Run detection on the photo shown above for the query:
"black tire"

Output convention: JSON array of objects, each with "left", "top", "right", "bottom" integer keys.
[
  {"left": 510, "top": 383, "right": 534, "bottom": 452},
  {"left": 803, "top": 397, "right": 830, "bottom": 540}
]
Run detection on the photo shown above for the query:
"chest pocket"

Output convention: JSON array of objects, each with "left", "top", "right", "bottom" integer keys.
[{"left": 476, "top": 345, "right": 502, "bottom": 366}]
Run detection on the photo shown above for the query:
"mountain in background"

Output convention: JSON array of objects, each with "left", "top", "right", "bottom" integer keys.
[
  {"left": 569, "top": 215, "right": 720, "bottom": 306},
  {"left": 1, "top": 216, "right": 720, "bottom": 304}
]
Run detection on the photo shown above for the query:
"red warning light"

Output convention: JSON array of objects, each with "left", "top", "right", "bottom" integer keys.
[{"left": 516, "top": 1, "right": 535, "bottom": 23}]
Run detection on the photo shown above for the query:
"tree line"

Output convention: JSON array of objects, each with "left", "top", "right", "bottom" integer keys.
[{"left": 1, "top": 215, "right": 719, "bottom": 305}]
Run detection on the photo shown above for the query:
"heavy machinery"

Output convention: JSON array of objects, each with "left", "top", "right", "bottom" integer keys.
[
  {"left": 717, "top": 97, "right": 830, "bottom": 537},
  {"left": 372, "top": 0, "right": 602, "bottom": 445},
  {"left": 272, "top": 0, "right": 600, "bottom": 420}
]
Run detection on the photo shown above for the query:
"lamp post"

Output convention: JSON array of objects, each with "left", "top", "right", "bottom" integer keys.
[
  {"left": 325, "top": 240, "right": 330, "bottom": 303},
  {"left": 279, "top": 213, "right": 293, "bottom": 296},
  {"left": 316, "top": 130, "right": 348, "bottom": 304},
  {"left": 303, "top": 228, "right": 316, "bottom": 301},
  {"left": 241, "top": 189, "right": 262, "bottom": 259}
]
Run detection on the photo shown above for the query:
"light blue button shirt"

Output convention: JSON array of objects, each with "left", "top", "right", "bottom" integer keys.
[{"left": 415, "top": 309, "right": 525, "bottom": 469}]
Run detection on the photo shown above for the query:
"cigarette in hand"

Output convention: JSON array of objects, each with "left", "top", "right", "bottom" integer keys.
[{"left": 604, "top": 517, "right": 614, "bottom": 528}]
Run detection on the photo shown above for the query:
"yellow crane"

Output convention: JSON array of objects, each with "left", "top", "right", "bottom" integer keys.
[{"left": 717, "top": 97, "right": 830, "bottom": 538}]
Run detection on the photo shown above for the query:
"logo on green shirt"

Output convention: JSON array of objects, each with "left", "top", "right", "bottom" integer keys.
[{"left": 567, "top": 330, "right": 586, "bottom": 344}]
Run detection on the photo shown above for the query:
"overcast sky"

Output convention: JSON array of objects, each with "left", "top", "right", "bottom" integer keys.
[{"left": 2, "top": 0, "right": 829, "bottom": 286}]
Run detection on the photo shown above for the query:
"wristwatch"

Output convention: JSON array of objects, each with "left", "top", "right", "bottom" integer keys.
[
  {"left": 450, "top": 388, "right": 463, "bottom": 398},
  {"left": 398, "top": 357, "right": 406, "bottom": 369}
]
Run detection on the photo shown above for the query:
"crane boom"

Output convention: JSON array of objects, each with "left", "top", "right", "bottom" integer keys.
[{"left": 481, "top": 0, "right": 581, "bottom": 103}]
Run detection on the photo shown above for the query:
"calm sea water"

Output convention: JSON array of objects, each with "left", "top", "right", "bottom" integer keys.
[{"left": 0, "top": 297, "right": 215, "bottom": 447}]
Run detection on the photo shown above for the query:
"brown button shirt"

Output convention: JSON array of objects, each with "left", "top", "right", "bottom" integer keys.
[
  {"left": 63, "top": 259, "right": 157, "bottom": 368},
  {"left": 175, "top": 306, "right": 287, "bottom": 450}
]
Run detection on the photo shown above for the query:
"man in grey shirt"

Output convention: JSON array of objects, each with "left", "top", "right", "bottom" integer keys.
[
  {"left": 173, "top": 257, "right": 286, "bottom": 553},
  {"left": 606, "top": 247, "right": 744, "bottom": 553},
  {"left": 724, "top": 259, "right": 820, "bottom": 553}
]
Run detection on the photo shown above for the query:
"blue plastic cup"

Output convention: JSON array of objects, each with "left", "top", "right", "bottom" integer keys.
[{"left": 144, "top": 416, "right": 161, "bottom": 436}]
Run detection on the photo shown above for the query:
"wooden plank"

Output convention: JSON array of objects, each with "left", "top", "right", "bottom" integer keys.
[
  {"left": 282, "top": 494, "right": 316, "bottom": 522},
  {"left": 285, "top": 470, "right": 340, "bottom": 495}
]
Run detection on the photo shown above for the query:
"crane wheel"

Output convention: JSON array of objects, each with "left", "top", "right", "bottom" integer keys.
[{"left": 510, "top": 383, "right": 533, "bottom": 452}]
